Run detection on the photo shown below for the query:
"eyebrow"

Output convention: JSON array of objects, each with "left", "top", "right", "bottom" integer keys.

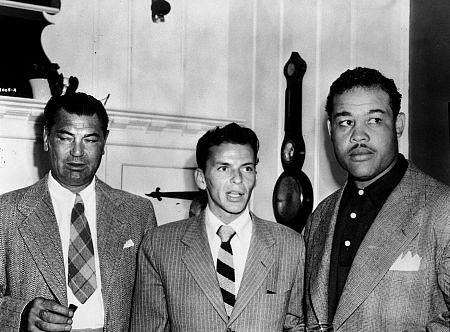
[
  {"left": 213, "top": 161, "right": 255, "bottom": 166},
  {"left": 333, "top": 108, "right": 386, "bottom": 119},
  {"left": 55, "top": 129, "right": 73, "bottom": 135},
  {"left": 84, "top": 133, "right": 101, "bottom": 138},
  {"left": 55, "top": 129, "right": 101, "bottom": 138}
]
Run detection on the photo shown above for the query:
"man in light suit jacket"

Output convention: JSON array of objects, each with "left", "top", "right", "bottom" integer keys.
[
  {"left": 131, "top": 123, "right": 305, "bottom": 332},
  {"left": 0, "top": 93, "right": 157, "bottom": 331},
  {"left": 304, "top": 67, "right": 450, "bottom": 331}
]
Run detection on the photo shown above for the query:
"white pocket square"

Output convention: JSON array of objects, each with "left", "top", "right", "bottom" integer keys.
[
  {"left": 123, "top": 239, "right": 135, "bottom": 249},
  {"left": 389, "top": 251, "right": 422, "bottom": 271}
]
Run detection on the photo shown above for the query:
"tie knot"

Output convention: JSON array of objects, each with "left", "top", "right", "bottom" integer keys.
[
  {"left": 74, "top": 193, "right": 84, "bottom": 209},
  {"left": 75, "top": 193, "right": 83, "bottom": 202},
  {"left": 217, "top": 225, "right": 236, "bottom": 242}
]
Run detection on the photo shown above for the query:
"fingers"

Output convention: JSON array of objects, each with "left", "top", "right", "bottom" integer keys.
[
  {"left": 25, "top": 298, "right": 73, "bottom": 332},
  {"left": 39, "top": 309, "right": 72, "bottom": 324},
  {"left": 33, "top": 317, "right": 72, "bottom": 331},
  {"left": 39, "top": 298, "right": 74, "bottom": 318}
]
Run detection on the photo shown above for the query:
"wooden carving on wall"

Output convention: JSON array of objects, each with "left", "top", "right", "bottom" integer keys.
[
  {"left": 272, "top": 52, "right": 313, "bottom": 233},
  {"left": 146, "top": 187, "right": 207, "bottom": 217}
]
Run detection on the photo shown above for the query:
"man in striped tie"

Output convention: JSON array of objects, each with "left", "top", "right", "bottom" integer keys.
[{"left": 132, "top": 123, "right": 306, "bottom": 332}]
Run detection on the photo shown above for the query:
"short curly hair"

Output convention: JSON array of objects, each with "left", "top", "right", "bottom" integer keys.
[
  {"left": 325, "top": 67, "right": 402, "bottom": 119},
  {"left": 196, "top": 122, "right": 259, "bottom": 171}
]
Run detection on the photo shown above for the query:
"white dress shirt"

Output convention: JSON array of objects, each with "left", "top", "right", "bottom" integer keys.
[
  {"left": 205, "top": 206, "right": 253, "bottom": 294},
  {"left": 47, "top": 172, "right": 104, "bottom": 329}
]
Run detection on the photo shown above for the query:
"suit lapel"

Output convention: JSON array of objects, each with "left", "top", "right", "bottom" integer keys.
[
  {"left": 333, "top": 169, "right": 422, "bottom": 329},
  {"left": 95, "top": 179, "right": 130, "bottom": 311},
  {"left": 228, "top": 215, "right": 275, "bottom": 324},
  {"left": 308, "top": 190, "right": 342, "bottom": 324},
  {"left": 181, "top": 213, "right": 228, "bottom": 322},
  {"left": 17, "top": 176, "right": 67, "bottom": 305}
]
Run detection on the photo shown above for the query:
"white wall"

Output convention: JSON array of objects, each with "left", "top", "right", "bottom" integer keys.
[{"left": 0, "top": 0, "right": 409, "bottom": 223}]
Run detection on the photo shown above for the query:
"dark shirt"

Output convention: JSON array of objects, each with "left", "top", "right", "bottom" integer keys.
[{"left": 327, "top": 154, "right": 408, "bottom": 320}]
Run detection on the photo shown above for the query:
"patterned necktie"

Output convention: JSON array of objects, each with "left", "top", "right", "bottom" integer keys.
[
  {"left": 216, "top": 225, "right": 236, "bottom": 317},
  {"left": 68, "top": 194, "right": 97, "bottom": 303}
]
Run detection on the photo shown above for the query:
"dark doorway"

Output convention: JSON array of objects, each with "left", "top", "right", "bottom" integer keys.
[{"left": 410, "top": 1, "right": 450, "bottom": 185}]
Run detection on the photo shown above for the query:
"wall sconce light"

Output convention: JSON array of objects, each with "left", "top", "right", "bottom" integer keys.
[{"left": 151, "top": 0, "right": 171, "bottom": 23}]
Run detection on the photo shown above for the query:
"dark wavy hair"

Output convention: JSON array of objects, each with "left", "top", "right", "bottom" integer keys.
[
  {"left": 325, "top": 67, "right": 402, "bottom": 119},
  {"left": 44, "top": 92, "right": 109, "bottom": 137},
  {"left": 196, "top": 122, "right": 259, "bottom": 171}
]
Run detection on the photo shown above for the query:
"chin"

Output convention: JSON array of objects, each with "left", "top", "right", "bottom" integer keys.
[{"left": 225, "top": 207, "right": 246, "bottom": 215}]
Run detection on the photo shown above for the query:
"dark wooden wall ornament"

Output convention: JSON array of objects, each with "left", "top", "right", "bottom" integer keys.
[
  {"left": 146, "top": 187, "right": 207, "bottom": 217},
  {"left": 146, "top": 187, "right": 202, "bottom": 201},
  {"left": 151, "top": 0, "right": 171, "bottom": 22},
  {"left": 272, "top": 52, "right": 313, "bottom": 233}
]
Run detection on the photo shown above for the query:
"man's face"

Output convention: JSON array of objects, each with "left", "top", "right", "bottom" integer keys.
[
  {"left": 44, "top": 109, "right": 108, "bottom": 193},
  {"left": 328, "top": 87, "right": 405, "bottom": 187},
  {"left": 195, "top": 143, "right": 256, "bottom": 224}
]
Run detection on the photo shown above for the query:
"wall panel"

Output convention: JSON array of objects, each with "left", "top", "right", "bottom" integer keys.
[{"left": 4, "top": 1, "right": 410, "bottom": 221}]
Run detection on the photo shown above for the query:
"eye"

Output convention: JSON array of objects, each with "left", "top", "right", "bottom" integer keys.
[
  {"left": 242, "top": 166, "right": 255, "bottom": 173},
  {"left": 85, "top": 138, "right": 99, "bottom": 143},
  {"left": 56, "top": 134, "right": 72, "bottom": 141},
  {"left": 217, "top": 166, "right": 228, "bottom": 172},
  {"left": 368, "top": 118, "right": 382, "bottom": 124},
  {"left": 337, "top": 119, "right": 353, "bottom": 127}
]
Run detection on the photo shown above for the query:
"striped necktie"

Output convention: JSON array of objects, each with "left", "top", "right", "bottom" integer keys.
[
  {"left": 216, "top": 225, "right": 236, "bottom": 317},
  {"left": 68, "top": 194, "right": 97, "bottom": 303}
]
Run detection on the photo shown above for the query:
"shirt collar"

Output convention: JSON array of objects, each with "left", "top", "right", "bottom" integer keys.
[
  {"left": 47, "top": 171, "right": 96, "bottom": 203},
  {"left": 205, "top": 205, "right": 252, "bottom": 242}
]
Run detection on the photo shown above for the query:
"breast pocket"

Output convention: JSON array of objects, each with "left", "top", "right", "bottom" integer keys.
[{"left": 263, "top": 267, "right": 292, "bottom": 311}]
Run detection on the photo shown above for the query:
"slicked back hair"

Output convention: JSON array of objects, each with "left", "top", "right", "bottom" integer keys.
[
  {"left": 44, "top": 92, "right": 109, "bottom": 137},
  {"left": 196, "top": 122, "right": 259, "bottom": 171}
]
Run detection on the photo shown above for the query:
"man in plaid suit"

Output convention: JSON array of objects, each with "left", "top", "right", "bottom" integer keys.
[{"left": 0, "top": 93, "right": 156, "bottom": 331}]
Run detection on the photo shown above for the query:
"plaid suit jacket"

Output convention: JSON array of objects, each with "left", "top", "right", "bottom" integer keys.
[
  {"left": 131, "top": 212, "right": 305, "bottom": 331},
  {"left": 0, "top": 175, "right": 157, "bottom": 331},
  {"left": 304, "top": 164, "right": 450, "bottom": 331}
]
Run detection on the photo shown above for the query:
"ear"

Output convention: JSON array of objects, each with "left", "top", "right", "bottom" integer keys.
[
  {"left": 327, "top": 119, "right": 332, "bottom": 138},
  {"left": 194, "top": 168, "right": 207, "bottom": 190},
  {"left": 43, "top": 126, "right": 49, "bottom": 152},
  {"left": 395, "top": 112, "right": 405, "bottom": 138},
  {"left": 102, "top": 130, "right": 110, "bottom": 154}
]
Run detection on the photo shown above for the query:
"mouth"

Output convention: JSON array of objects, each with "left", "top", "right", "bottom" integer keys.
[
  {"left": 66, "top": 162, "right": 86, "bottom": 170},
  {"left": 348, "top": 147, "right": 375, "bottom": 161},
  {"left": 226, "top": 191, "right": 245, "bottom": 201}
]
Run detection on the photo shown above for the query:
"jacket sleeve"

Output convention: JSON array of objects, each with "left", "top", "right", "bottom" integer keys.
[
  {"left": 426, "top": 240, "right": 450, "bottom": 331},
  {"left": 283, "top": 234, "right": 307, "bottom": 332},
  {"left": 143, "top": 198, "right": 158, "bottom": 232},
  {"left": 0, "top": 297, "right": 29, "bottom": 331},
  {"left": 130, "top": 231, "right": 170, "bottom": 332},
  {"left": 426, "top": 190, "right": 450, "bottom": 331},
  {"left": 0, "top": 200, "right": 29, "bottom": 331}
]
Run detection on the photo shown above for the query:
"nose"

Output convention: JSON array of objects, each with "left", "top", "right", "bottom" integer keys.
[
  {"left": 231, "top": 169, "right": 243, "bottom": 184},
  {"left": 70, "top": 139, "right": 84, "bottom": 157},
  {"left": 350, "top": 124, "right": 369, "bottom": 143}
]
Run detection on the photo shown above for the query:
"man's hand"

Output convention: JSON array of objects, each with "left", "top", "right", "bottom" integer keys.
[{"left": 23, "top": 297, "right": 74, "bottom": 331}]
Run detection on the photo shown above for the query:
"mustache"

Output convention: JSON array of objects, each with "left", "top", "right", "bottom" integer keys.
[{"left": 348, "top": 143, "right": 376, "bottom": 154}]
